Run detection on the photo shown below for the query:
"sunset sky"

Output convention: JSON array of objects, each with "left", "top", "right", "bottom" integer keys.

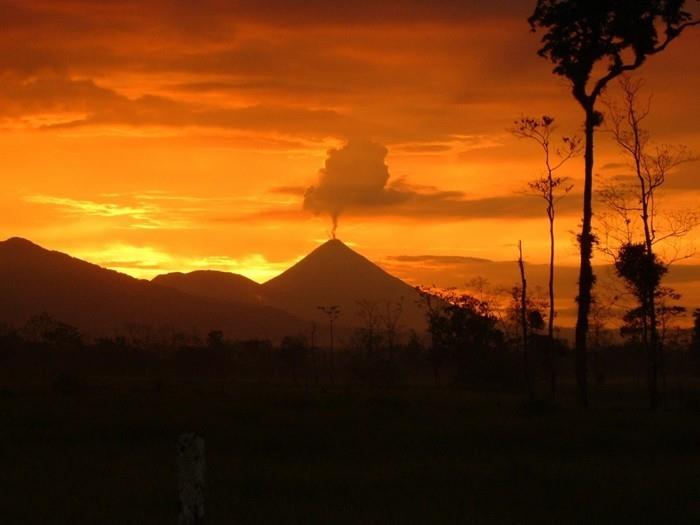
[{"left": 3, "top": 0, "right": 700, "bottom": 318}]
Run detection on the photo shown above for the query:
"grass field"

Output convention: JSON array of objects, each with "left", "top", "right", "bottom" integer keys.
[{"left": 1, "top": 382, "right": 700, "bottom": 524}]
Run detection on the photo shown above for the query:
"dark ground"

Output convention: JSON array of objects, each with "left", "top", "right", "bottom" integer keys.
[{"left": 1, "top": 382, "right": 699, "bottom": 524}]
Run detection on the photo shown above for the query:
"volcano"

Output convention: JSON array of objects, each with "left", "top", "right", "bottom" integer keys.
[
  {"left": 261, "top": 239, "right": 425, "bottom": 330},
  {"left": 153, "top": 239, "right": 426, "bottom": 331}
]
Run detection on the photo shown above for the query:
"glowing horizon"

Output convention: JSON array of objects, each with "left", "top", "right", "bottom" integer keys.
[{"left": 2, "top": 0, "right": 700, "bottom": 321}]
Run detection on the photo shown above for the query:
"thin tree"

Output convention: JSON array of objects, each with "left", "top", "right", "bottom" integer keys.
[
  {"left": 318, "top": 305, "right": 340, "bottom": 385},
  {"left": 512, "top": 115, "right": 579, "bottom": 399},
  {"left": 529, "top": 0, "right": 699, "bottom": 407},
  {"left": 309, "top": 321, "right": 320, "bottom": 386},
  {"left": 381, "top": 298, "right": 404, "bottom": 365},
  {"left": 600, "top": 77, "right": 697, "bottom": 409},
  {"left": 518, "top": 241, "right": 535, "bottom": 401},
  {"left": 356, "top": 299, "right": 381, "bottom": 358}
]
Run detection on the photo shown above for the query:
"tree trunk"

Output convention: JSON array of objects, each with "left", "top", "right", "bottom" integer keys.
[
  {"left": 648, "top": 289, "right": 659, "bottom": 410},
  {"left": 432, "top": 350, "right": 440, "bottom": 387},
  {"left": 548, "top": 205, "right": 557, "bottom": 400},
  {"left": 311, "top": 324, "right": 320, "bottom": 387},
  {"left": 518, "top": 241, "right": 534, "bottom": 401},
  {"left": 642, "top": 203, "right": 660, "bottom": 410},
  {"left": 329, "top": 320, "right": 335, "bottom": 385},
  {"left": 574, "top": 107, "right": 596, "bottom": 409}
]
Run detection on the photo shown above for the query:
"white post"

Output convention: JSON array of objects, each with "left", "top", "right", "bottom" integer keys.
[{"left": 178, "top": 433, "right": 205, "bottom": 525}]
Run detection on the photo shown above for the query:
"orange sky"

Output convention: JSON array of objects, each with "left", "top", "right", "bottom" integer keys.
[{"left": 2, "top": 0, "right": 700, "bottom": 322}]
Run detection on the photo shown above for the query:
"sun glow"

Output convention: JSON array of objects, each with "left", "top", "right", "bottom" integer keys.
[{"left": 0, "top": 1, "right": 698, "bottom": 310}]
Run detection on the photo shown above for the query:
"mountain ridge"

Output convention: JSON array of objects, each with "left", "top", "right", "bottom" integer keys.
[
  {"left": 1, "top": 236, "right": 428, "bottom": 337},
  {"left": 0, "top": 237, "right": 303, "bottom": 340},
  {"left": 153, "top": 270, "right": 263, "bottom": 304}
]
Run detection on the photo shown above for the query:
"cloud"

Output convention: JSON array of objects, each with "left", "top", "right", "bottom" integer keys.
[
  {"left": 0, "top": 0, "right": 696, "bottom": 141},
  {"left": 0, "top": 1, "right": 530, "bottom": 39},
  {"left": 298, "top": 139, "right": 583, "bottom": 229},
  {"left": 373, "top": 187, "right": 582, "bottom": 220},
  {"left": 303, "top": 140, "right": 402, "bottom": 235},
  {"left": 388, "top": 254, "right": 495, "bottom": 264},
  {"left": 188, "top": 254, "right": 299, "bottom": 283},
  {"left": 72, "top": 243, "right": 176, "bottom": 279},
  {"left": 0, "top": 1, "right": 571, "bottom": 145},
  {"left": 0, "top": 73, "right": 401, "bottom": 141},
  {"left": 25, "top": 193, "right": 192, "bottom": 229},
  {"left": 268, "top": 186, "right": 307, "bottom": 196},
  {"left": 0, "top": 71, "right": 522, "bottom": 145},
  {"left": 26, "top": 194, "right": 155, "bottom": 218},
  {"left": 73, "top": 242, "right": 298, "bottom": 281}
]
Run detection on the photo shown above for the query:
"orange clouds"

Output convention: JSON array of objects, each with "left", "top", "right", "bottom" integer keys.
[
  {"left": 0, "top": 1, "right": 557, "bottom": 144},
  {"left": 0, "top": 0, "right": 699, "bottom": 307}
]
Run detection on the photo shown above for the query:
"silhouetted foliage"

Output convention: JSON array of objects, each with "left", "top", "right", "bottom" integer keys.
[
  {"left": 21, "top": 312, "right": 82, "bottom": 348},
  {"left": 418, "top": 287, "right": 511, "bottom": 386},
  {"left": 529, "top": 0, "right": 699, "bottom": 407},
  {"left": 615, "top": 243, "right": 667, "bottom": 300},
  {"left": 206, "top": 330, "right": 225, "bottom": 349},
  {"left": 615, "top": 243, "right": 668, "bottom": 342},
  {"left": 1, "top": 307, "right": 698, "bottom": 403}
]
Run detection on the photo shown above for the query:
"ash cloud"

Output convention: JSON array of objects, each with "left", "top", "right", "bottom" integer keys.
[
  {"left": 303, "top": 139, "right": 404, "bottom": 237},
  {"left": 301, "top": 139, "right": 583, "bottom": 232}
]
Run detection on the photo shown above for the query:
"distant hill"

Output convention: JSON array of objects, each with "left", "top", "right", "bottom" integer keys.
[
  {"left": 0, "top": 237, "right": 303, "bottom": 340},
  {"left": 262, "top": 239, "right": 426, "bottom": 330},
  {"left": 153, "top": 270, "right": 263, "bottom": 305}
]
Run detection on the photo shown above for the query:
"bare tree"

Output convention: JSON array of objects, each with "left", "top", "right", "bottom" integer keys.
[
  {"left": 318, "top": 305, "right": 340, "bottom": 385},
  {"left": 381, "top": 298, "right": 404, "bottom": 363},
  {"left": 599, "top": 77, "right": 698, "bottom": 409},
  {"left": 512, "top": 115, "right": 580, "bottom": 399},
  {"left": 309, "top": 321, "right": 320, "bottom": 386},
  {"left": 356, "top": 299, "right": 381, "bottom": 357},
  {"left": 530, "top": 0, "right": 699, "bottom": 408}
]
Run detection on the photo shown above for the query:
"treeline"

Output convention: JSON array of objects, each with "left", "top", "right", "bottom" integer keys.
[{"left": 2, "top": 304, "right": 700, "bottom": 400}]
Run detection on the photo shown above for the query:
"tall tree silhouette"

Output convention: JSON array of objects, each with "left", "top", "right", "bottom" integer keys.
[
  {"left": 512, "top": 115, "right": 579, "bottom": 399},
  {"left": 529, "top": 0, "right": 699, "bottom": 407},
  {"left": 600, "top": 77, "right": 697, "bottom": 409}
]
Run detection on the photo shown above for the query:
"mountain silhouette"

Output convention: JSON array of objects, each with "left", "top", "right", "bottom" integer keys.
[
  {"left": 153, "top": 270, "right": 263, "bottom": 304},
  {"left": 152, "top": 239, "right": 426, "bottom": 330},
  {"left": 0, "top": 237, "right": 302, "bottom": 340},
  {"left": 262, "top": 239, "right": 425, "bottom": 330}
]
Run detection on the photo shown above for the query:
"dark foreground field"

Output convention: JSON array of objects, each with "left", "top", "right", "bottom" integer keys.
[{"left": 1, "top": 383, "right": 700, "bottom": 524}]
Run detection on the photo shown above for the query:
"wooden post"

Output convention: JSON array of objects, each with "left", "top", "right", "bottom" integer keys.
[{"left": 178, "top": 433, "right": 205, "bottom": 525}]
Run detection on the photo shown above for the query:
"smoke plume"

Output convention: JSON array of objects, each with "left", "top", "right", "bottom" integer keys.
[{"left": 303, "top": 139, "right": 396, "bottom": 238}]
